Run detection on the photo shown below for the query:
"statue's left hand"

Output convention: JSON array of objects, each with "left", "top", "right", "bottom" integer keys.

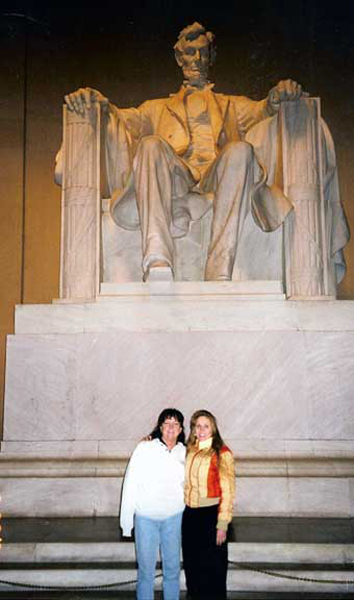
[{"left": 268, "top": 79, "right": 308, "bottom": 112}]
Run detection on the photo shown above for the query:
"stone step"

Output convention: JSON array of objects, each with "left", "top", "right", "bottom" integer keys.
[
  {"left": 1, "top": 556, "right": 354, "bottom": 594},
  {"left": 1, "top": 518, "right": 354, "bottom": 595},
  {"left": 0, "top": 564, "right": 354, "bottom": 593},
  {"left": 2, "top": 542, "right": 354, "bottom": 564},
  {"left": 3, "top": 516, "right": 354, "bottom": 544}
]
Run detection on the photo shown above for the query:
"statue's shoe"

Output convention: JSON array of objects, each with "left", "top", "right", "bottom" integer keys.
[{"left": 144, "top": 265, "right": 174, "bottom": 282}]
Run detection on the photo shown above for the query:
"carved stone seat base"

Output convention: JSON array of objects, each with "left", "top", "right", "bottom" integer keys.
[
  {"left": 99, "top": 280, "right": 285, "bottom": 299},
  {"left": 101, "top": 198, "right": 283, "bottom": 285}
]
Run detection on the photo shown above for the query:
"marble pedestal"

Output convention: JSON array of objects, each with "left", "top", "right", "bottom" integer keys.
[{"left": 1, "top": 285, "right": 354, "bottom": 517}]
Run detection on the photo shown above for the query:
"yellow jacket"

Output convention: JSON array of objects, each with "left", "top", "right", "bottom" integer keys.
[{"left": 184, "top": 437, "right": 235, "bottom": 531}]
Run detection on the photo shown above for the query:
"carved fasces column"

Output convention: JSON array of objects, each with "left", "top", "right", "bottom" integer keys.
[
  {"left": 60, "top": 103, "right": 101, "bottom": 300},
  {"left": 281, "top": 98, "right": 334, "bottom": 298}
]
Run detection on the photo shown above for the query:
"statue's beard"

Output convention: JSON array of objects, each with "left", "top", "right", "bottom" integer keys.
[{"left": 183, "top": 66, "right": 209, "bottom": 86}]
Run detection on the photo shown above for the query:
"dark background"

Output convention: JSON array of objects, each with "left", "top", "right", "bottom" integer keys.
[{"left": 3, "top": 2, "right": 354, "bottom": 113}]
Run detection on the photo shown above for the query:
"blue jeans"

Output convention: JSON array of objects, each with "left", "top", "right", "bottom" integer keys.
[{"left": 134, "top": 512, "right": 182, "bottom": 600}]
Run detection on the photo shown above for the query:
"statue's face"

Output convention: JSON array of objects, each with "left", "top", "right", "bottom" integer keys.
[{"left": 179, "top": 34, "right": 210, "bottom": 84}]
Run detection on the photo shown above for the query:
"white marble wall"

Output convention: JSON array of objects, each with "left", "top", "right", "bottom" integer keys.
[{"left": 4, "top": 328, "right": 354, "bottom": 442}]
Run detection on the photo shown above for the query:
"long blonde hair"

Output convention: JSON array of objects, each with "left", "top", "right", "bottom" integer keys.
[{"left": 186, "top": 409, "right": 225, "bottom": 457}]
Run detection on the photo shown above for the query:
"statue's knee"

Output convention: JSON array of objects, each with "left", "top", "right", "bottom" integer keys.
[
  {"left": 223, "top": 141, "right": 254, "bottom": 166},
  {"left": 138, "top": 135, "right": 164, "bottom": 155}
]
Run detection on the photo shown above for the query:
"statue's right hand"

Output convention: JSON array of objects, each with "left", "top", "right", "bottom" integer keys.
[{"left": 64, "top": 87, "right": 109, "bottom": 114}]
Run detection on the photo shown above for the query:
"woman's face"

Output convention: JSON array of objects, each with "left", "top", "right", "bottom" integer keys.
[
  {"left": 160, "top": 417, "right": 182, "bottom": 445},
  {"left": 195, "top": 416, "right": 213, "bottom": 442}
]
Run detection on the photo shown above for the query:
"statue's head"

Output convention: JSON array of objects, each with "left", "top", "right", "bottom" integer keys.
[{"left": 174, "top": 22, "right": 216, "bottom": 86}]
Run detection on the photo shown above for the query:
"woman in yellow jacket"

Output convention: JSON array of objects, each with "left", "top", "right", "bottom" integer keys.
[{"left": 182, "top": 409, "right": 235, "bottom": 600}]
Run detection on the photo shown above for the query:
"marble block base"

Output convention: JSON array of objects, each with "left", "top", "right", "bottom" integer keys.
[
  {"left": 1, "top": 446, "right": 354, "bottom": 517},
  {"left": 2, "top": 295, "right": 354, "bottom": 517}
]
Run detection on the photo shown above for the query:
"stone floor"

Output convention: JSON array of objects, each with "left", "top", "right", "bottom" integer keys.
[{"left": 0, "top": 583, "right": 352, "bottom": 597}]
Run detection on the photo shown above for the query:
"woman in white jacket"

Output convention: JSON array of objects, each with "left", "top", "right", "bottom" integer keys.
[{"left": 120, "top": 408, "right": 185, "bottom": 600}]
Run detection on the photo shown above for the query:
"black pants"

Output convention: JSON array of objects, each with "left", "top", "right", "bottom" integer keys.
[{"left": 182, "top": 505, "right": 228, "bottom": 600}]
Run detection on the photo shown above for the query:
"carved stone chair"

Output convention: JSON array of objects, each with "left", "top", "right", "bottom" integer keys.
[{"left": 55, "top": 98, "right": 346, "bottom": 301}]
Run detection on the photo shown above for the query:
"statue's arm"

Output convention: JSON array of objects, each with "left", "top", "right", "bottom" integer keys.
[
  {"left": 55, "top": 88, "right": 151, "bottom": 189},
  {"left": 233, "top": 95, "right": 271, "bottom": 136},
  {"left": 105, "top": 101, "right": 153, "bottom": 195},
  {"left": 63, "top": 86, "right": 149, "bottom": 137},
  {"left": 234, "top": 79, "right": 306, "bottom": 137}
]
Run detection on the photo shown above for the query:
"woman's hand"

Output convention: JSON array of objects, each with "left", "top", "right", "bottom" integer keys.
[{"left": 216, "top": 529, "right": 227, "bottom": 545}]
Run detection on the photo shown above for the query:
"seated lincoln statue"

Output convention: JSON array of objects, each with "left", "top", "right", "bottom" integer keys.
[
  {"left": 61, "top": 22, "right": 348, "bottom": 293},
  {"left": 63, "top": 22, "right": 306, "bottom": 282}
]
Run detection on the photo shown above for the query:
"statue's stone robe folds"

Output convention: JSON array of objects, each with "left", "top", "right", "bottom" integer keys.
[
  {"left": 106, "top": 87, "right": 349, "bottom": 284},
  {"left": 107, "top": 89, "right": 292, "bottom": 232}
]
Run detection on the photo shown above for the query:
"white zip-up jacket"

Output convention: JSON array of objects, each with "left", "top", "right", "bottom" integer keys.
[{"left": 120, "top": 439, "right": 186, "bottom": 536}]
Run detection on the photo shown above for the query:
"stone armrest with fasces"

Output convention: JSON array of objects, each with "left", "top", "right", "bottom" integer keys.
[
  {"left": 55, "top": 97, "right": 106, "bottom": 300},
  {"left": 248, "top": 96, "right": 348, "bottom": 297}
]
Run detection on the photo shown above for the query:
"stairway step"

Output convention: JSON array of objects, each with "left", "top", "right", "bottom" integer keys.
[
  {"left": 2, "top": 517, "right": 354, "bottom": 544},
  {"left": 1, "top": 566, "right": 354, "bottom": 593},
  {"left": 1, "top": 518, "right": 354, "bottom": 596},
  {"left": 2, "top": 542, "right": 354, "bottom": 564}
]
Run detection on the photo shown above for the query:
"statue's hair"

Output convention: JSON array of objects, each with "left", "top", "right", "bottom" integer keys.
[{"left": 174, "top": 22, "right": 216, "bottom": 66}]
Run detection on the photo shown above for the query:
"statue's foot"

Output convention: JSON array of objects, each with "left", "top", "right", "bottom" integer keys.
[
  {"left": 214, "top": 274, "right": 230, "bottom": 281},
  {"left": 143, "top": 261, "right": 174, "bottom": 282},
  {"left": 204, "top": 256, "right": 234, "bottom": 281},
  {"left": 205, "top": 273, "right": 231, "bottom": 281}
]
